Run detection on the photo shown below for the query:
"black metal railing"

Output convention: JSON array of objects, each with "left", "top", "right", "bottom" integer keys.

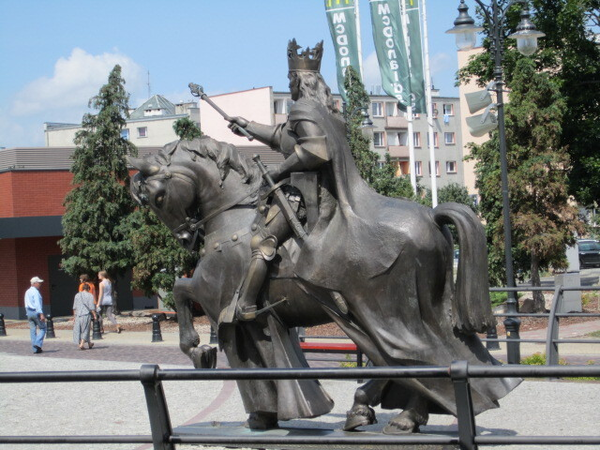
[{"left": 1, "top": 362, "right": 599, "bottom": 450}]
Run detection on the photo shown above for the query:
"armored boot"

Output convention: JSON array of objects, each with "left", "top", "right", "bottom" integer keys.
[{"left": 236, "top": 235, "right": 278, "bottom": 321}]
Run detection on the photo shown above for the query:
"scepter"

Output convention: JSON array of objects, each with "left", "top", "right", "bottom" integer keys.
[{"left": 188, "top": 83, "right": 254, "bottom": 141}]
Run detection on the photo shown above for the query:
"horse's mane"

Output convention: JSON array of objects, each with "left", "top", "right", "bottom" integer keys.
[{"left": 159, "top": 136, "right": 260, "bottom": 186}]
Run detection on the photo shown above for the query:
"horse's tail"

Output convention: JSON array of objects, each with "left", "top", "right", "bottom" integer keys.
[{"left": 433, "top": 202, "right": 494, "bottom": 334}]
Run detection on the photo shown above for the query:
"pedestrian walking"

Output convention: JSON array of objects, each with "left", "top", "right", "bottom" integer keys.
[
  {"left": 73, "top": 283, "right": 96, "bottom": 349},
  {"left": 98, "top": 271, "right": 121, "bottom": 333},
  {"left": 24, "top": 276, "right": 46, "bottom": 354},
  {"left": 79, "top": 274, "right": 102, "bottom": 333}
]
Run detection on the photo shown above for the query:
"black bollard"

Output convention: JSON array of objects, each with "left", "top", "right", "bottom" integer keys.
[
  {"left": 0, "top": 313, "right": 6, "bottom": 337},
  {"left": 504, "top": 316, "right": 521, "bottom": 364},
  {"left": 209, "top": 325, "right": 218, "bottom": 344},
  {"left": 45, "top": 314, "right": 56, "bottom": 338},
  {"left": 486, "top": 324, "right": 501, "bottom": 350},
  {"left": 92, "top": 317, "right": 103, "bottom": 340},
  {"left": 151, "top": 314, "right": 163, "bottom": 342}
]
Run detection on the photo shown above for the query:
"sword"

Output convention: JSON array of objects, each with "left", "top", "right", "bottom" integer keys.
[
  {"left": 252, "top": 155, "right": 307, "bottom": 240},
  {"left": 188, "top": 83, "right": 254, "bottom": 141}
]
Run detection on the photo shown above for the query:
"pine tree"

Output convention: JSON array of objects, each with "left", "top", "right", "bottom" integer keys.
[
  {"left": 173, "top": 117, "right": 202, "bottom": 140},
  {"left": 60, "top": 65, "right": 138, "bottom": 282}
]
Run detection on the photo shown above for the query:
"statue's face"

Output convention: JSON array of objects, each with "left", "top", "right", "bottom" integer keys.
[{"left": 288, "top": 72, "right": 300, "bottom": 101}]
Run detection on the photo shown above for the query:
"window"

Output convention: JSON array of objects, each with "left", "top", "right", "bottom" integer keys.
[
  {"left": 428, "top": 161, "right": 440, "bottom": 177},
  {"left": 372, "top": 102, "right": 383, "bottom": 117},
  {"left": 137, "top": 127, "right": 148, "bottom": 138},
  {"left": 385, "top": 102, "right": 398, "bottom": 117},
  {"left": 444, "top": 132, "right": 456, "bottom": 145},
  {"left": 432, "top": 102, "right": 438, "bottom": 118},
  {"left": 443, "top": 103, "right": 454, "bottom": 116},
  {"left": 427, "top": 132, "right": 439, "bottom": 147},
  {"left": 415, "top": 161, "right": 423, "bottom": 176},
  {"left": 446, "top": 161, "right": 457, "bottom": 174},
  {"left": 413, "top": 132, "right": 421, "bottom": 147},
  {"left": 121, "top": 129, "right": 130, "bottom": 140},
  {"left": 387, "top": 131, "right": 408, "bottom": 146},
  {"left": 373, "top": 131, "right": 385, "bottom": 147},
  {"left": 274, "top": 99, "right": 287, "bottom": 114}
]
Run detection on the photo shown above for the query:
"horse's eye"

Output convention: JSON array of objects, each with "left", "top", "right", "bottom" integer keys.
[{"left": 155, "top": 194, "right": 165, "bottom": 207}]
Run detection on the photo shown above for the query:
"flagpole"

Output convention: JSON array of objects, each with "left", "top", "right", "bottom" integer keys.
[
  {"left": 420, "top": 0, "right": 438, "bottom": 206},
  {"left": 355, "top": 1, "right": 364, "bottom": 80},
  {"left": 400, "top": 0, "right": 417, "bottom": 193}
]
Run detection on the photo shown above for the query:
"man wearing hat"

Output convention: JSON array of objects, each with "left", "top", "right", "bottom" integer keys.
[{"left": 25, "top": 276, "right": 46, "bottom": 353}]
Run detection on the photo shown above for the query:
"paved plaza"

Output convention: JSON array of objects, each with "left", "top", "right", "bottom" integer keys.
[{"left": 1, "top": 320, "right": 599, "bottom": 450}]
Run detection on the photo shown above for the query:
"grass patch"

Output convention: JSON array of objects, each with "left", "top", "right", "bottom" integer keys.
[
  {"left": 339, "top": 354, "right": 358, "bottom": 368},
  {"left": 520, "top": 352, "right": 599, "bottom": 381},
  {"left": 586, "top": 330, "right": 600, "bottom": 338}
]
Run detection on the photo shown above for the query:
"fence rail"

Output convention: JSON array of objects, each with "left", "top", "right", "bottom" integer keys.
[{"left": 1, "top": 362, "right": 599, "bottom": 450}]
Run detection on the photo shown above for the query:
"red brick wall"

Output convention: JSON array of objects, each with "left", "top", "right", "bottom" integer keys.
[
  {"left": 0, "top": 173, "right": 15, "bottom": 218},
  {"left": 0, "top": 239, "right": 19, "bottom": 308}
]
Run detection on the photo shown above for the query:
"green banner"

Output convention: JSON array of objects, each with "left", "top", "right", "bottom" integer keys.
[
  {"left": 403, "top": 0, "right": 426, "bottom": 113},
  {"left": 325, "top": 0, "right": 362, "bottom": 103},
  {"left": 369, "top": 0, "right": 425, "bottom": 113}
]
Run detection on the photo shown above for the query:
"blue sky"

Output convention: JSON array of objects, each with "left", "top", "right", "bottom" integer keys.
[{"left": 0, "top": 0, "right": 467, "bottom": 148}]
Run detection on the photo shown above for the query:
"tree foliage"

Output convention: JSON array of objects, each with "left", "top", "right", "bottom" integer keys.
[
  {"left": 466, "top": 58, "right": 585, "bottom": 308},
  {"left": 173, "top": 117, "right": 202, "bottom": 141},
  {"left": 60, "top": 65, "right": 138, "bottom": 280},
  {"left": 128, "top": 208, "right": 198, "bottom": 309},
  {"left": 343, "top": 65, "right": 418, "bottom": 200}
]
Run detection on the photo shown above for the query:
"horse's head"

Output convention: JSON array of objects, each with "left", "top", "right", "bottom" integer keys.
[
  {"left": 130, "top": 137, "right": 261, "bottom": 252},
  {"left": 130, "top": 152, "right": 202, "bottom": 251}
]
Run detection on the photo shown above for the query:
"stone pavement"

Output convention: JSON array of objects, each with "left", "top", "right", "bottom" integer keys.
[{"left": 1, "top": 319, "right": 600, "bottom": 450}]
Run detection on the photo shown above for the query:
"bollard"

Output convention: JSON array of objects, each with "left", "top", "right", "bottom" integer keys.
[
  {"left": 504, "top": 316, "right": 521, "bottom": 364},
  {"left": 0, "top": 313, "right": 6, "bottom": 337},
  {"left": 151, "top": 314, "right": 163, "bottom": 342},
  {"left": 486, "top": 325, "right": 501, "bottom": 350},
  {"left": 92, "top": 317, "right": 103, "bottom": 340},
  {"left": 45, "top": 314, "right": 56, "bottom": 338},
  {"left": 209, "top": 325, "right": 218, "bottom": 344}
]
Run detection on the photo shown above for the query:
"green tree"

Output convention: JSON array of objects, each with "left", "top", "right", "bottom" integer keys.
[
  {"left": 467, "top": 58, "right": 585, "bottom": 309},
  {"left": 128, "top": 208, "right": 198, "bottom": 309},
  {"left": 343, "top": 65, "right": 418, "bottom": 200},
  {"left": 459, "top": 0, "right": 600, "bottom": 206},
  {"left": 60, "top": 65, "right": 138, "bottom": 283},
  {"left": 173, "top": 117, "right": 202, "bottom": 140},
  {"left": 437, "top": 183, "right": 478, "bottom": 214}
]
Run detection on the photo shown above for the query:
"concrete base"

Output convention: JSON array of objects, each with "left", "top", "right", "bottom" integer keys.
[{"left": 173, "top": 422, "right": 459, "bottom": 449}]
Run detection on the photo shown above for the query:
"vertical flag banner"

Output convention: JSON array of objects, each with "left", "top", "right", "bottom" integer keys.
[
  {"left": 403, "top": 0, "right": 426, "bottom": 113},
  {"left": 368, "top": 0, "right": 411, "bottom": 110},
  {"left": 325, "top": 0, "right": 362, "bottom": 103}
]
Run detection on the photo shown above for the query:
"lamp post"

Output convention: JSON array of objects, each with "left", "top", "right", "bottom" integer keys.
[
  {"left": 343, "top": 103, "right": 375, "bottom": 140},
  {"left": 447, "top": 0, "right": 544, "bottom": 363}
]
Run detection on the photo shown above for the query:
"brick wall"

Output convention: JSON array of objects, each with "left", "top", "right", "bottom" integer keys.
[
  {"left": 0, "top": 239, "right": 19, "bottom": 308},
  {"left": 0, "top": 173, "right": 15, "bottom": 218}
]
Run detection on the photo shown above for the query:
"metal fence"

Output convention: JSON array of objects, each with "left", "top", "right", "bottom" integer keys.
[{"left": 1, "top": 362, "right": 599, "bottom": 450}]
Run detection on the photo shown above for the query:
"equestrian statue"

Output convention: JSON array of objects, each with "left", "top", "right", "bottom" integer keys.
[{"left": 129, "top": 39, "right": 520, "bottom": 434}]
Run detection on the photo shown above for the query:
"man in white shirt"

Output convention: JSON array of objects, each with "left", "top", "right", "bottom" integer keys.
[{"left": 25, "top": 276, "right": 46, "bottom": 354}]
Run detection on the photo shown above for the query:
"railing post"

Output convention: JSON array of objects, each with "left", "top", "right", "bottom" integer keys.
[
  {"left": 485, "top": 324, "right": 500, "bottom": 350},
  {"left": 151, "top": 314, "right": 163, "bottom": 343},
  {"left": 0, "top": 313, "right": 6, "bottom": 337},
  {"left": 45, "top": 315, "right": 56, "bottom": 339},
  {"left": 92, "top": 317, "right": 103, "bottom": 340},
  {"left": 545, "top": 285, "right": 563, "bottom": 367},
  {"left": 450, "top": 360, "right": 478, "bottom": 450},
  {"left": 140, "top": 364, "right": 174, "bottom": 450},
  {"left": 209, "top": 325, "right": 218, "bottom": 344}
]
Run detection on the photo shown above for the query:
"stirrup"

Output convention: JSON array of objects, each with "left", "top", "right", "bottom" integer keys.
[{"left": 236, "top": 305, "right": 257, "bottom": 321}]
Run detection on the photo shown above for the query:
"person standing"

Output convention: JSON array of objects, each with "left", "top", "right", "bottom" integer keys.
[
  {"left": 98, "top": 271, "right": 121, "bottom": 333},
  {"left": 25, "top": 276, "right": 46, "bottom": 354},
  {"left": 79, "top": 274, "right": 101, "bottom": 333},
  {"left": 73, "top": 283, "right": 97, "bottom": 349}
]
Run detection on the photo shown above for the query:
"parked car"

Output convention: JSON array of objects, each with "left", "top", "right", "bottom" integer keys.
[{"left": 577, "top": 239, "right": 600, "bottom": 268}]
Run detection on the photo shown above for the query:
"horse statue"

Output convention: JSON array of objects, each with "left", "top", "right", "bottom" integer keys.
[{"left": 129, "top": 135, "right": 520, "bottom": 434}]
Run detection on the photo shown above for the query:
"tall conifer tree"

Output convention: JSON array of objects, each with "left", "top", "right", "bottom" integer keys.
[{"left": 60, "top": 65, "right": 138, "bottom": 281}]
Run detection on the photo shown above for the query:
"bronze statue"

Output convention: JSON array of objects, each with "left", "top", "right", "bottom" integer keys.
[{"left": 129, "top": 39, "right": 520, "bottom": 434}]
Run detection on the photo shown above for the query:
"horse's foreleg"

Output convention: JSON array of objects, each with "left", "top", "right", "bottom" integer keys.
[
  {"left": 383, "top": 394, "right": 429, "bottom": 434},
  {"left": 343, "top": 379, "right": 386, "bottom": 431},
  {"left": 173, "top": 279, "right": 217, "bottom": 368}
]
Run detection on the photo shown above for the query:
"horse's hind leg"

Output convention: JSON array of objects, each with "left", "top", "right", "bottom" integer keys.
[
  {"left": 383, "top": 394, "right": 429, "bottom": 435},
  {"left": 343, "top": 379, "right": 386, "bottom": 431},
  {"left": 174, "top": 278, "right": 216, "bottom": 368}
]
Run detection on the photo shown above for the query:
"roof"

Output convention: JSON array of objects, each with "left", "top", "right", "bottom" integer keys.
[{"left": 129, "top": 95, "right": 176, "bottom": 119}]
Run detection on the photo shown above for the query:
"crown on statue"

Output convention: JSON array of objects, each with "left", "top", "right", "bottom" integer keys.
[{"left": 287, "top": 39, "right": 323, "bottom": 72}]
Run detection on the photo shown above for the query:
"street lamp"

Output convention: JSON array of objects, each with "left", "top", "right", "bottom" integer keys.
[
  {"left": 447, "top": 0, "right": 545, "bottom": 363},
  {"left": 344, "top": 103, "right": 375, "bottom": 140}
]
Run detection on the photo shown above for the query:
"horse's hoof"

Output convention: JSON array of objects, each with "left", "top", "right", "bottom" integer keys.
[
  {"left": 382, "top": 409, "right": 427, "bottom": 435},
  {"left": 245, "top": 412, "right": 278, "bottom": 430},
  {"left": 190, "top": 345, "right": 217, "bottom": 368},
  {"left": 343, "top": 405, "right": 377, "bottom": 431}
]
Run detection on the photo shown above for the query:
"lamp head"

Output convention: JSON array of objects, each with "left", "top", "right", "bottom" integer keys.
[
  {"left": 508, "top": 8, "right": 545, "bottom": 56},
  {"left": 446, "top": 0, "right": 483, "bottom": 51}
]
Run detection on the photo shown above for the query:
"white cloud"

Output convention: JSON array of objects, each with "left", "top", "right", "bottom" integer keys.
[
  {"left": 11, "top": 48, "right": 145, "bottom": 117},
  {"left": 362, "top": 51, "right": 383, "bottom": 94}
]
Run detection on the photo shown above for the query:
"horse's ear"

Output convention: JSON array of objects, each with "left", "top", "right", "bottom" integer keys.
[{"left": 128, "top": 156, "right": 160, "bottom": 176}]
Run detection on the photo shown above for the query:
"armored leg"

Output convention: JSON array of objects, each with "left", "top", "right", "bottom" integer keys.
[{"left": 236, "top": 234, "right": 278, "bottom": 321}]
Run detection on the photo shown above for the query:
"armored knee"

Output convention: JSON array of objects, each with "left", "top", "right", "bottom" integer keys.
[{"left": 250, "top": 234, "right": 278, "bottom": 261}]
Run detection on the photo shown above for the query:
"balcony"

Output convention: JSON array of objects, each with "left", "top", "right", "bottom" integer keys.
[
  {"left": 385, "top": 116, "right": 409, "bottom": 129},
  {"left": 388, "top": 145, "right": 409, "bottom": 158}
]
